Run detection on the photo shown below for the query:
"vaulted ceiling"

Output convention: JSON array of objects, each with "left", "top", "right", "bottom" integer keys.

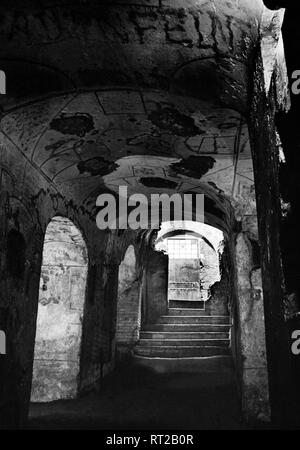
[
  {"left": 0, "top": 0, "right": 285, "bottom": 231},
  {"left": 0, "top": 0, "right": 282, "bottom": 112}
]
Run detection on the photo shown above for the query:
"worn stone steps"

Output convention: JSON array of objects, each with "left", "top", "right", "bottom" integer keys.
[
  {"left": 134, "top": 345, "right": 230, "bottom": 358},
  {"left": 140, "top": 331, "right": 229, "bottom": 340},
  {"left": 169, "top": 300, "right": 204, "bottom": 309},
  {"left": 158, "top": 315, "right": 230, "bottom": 325},
  {"left": 138, "top": 338, "right": 230, "bottom": 347},
  {"left": 143, "top": 323, "right": 231, "bottom": 332},
  {"left": 134, "top": 309, "right": 231, "bottom": 359},
  {"left": 168, "top": 308, "right": 209, "bottom": 316},
  {"left": 132, "top": 355, "right": 234, "bottom": 374}
]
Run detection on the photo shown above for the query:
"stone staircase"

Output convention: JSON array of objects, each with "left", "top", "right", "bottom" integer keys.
[{"left": 134, "top": 307, "right": 231, "bottom": 358}]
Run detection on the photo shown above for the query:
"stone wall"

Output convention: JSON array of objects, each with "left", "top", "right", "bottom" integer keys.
[
  {"left": 156, "top": 227, "right": 228, "bottom": 315},
  {"left": 142, "top": 249, "right": 168, "bottom": 325},
  {"left": 116, "top": 245, "right": 141, "bottom": 354},
  {"left": 168, "top": 258, "right": 201, "bottom": 301},
  {"left": 31, "top": 217, "right": 88, "bottom": 402},
  {"left": 235, "top": 233, "right": 270, "bottom": 422}
]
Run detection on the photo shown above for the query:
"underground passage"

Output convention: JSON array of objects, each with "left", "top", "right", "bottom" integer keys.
[
  {"left": 1, "top": 0, "right": 300, "bottom": 431},
  {"left": 31, "top": 216, "right": 88, "bottom": 402}
]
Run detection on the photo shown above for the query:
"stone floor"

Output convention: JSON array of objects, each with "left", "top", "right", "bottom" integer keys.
[{"left": 27, "top": 360, "right": 247, "bottom": 430}]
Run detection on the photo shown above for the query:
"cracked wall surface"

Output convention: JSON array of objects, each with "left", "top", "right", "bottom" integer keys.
[
  {"left": 116, "top": 245, "right": 141, "bottom": 354},
  {"left": 31, "top": 217, "right": 88, "bottom": 403}
]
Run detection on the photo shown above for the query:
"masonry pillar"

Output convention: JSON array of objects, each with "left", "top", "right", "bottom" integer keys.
[
  {"left": 248, "top": 50, "right": 293, "bottom": 426},
  {"left": 116, "top": 245, "right": 141, "bottom": 356},
  {"left": 142, "top": 250, "right": 168, "bottom": 325},
  {"left": 0, "top": 193, "right": 43, "bottom": 429},
  {"left": 235, "top": 233, "right": 270, "bottom": 422}
]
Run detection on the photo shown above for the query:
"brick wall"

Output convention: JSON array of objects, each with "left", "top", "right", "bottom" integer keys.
[{"left": 116, "top": 245, "right": 141, "bottom": 350}]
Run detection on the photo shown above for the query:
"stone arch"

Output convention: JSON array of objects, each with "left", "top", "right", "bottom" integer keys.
[
  {"left": 135, "top": 210, "right": 270, "bottom": 421},
  {"left": 155, "top": 221, "right": 225, "bottom": 309},
  {"left": 31, "top": 216, "right": 88, "bottom": 402}
]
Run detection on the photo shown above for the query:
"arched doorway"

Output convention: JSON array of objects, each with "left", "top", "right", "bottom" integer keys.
[
  {"left": 155, "top": 221, "right": 226, "bottom": 314},
  {"left": 31, "top": 217, "right": 88, "bottom": 402}
]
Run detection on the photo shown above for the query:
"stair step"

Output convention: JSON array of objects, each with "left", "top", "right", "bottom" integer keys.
[
  {"left": 140, "top": 331, "right": 229, "bottom": 340},
  {"left": 169, "top": 300, "right": 204, "bottom": 309},
  {"left": 143, "top": 324, "right": 231, "bottom": 332},
  {"left": 138, "top": 338, "right": 230, "bottom": 347},
  {"left": 133, "top": 355, "right": 234, "bottom": 374},
  {"left": 158, "top": 316, "right": 230, "bottom": 325},
  {"left": 168, "top": 308, "right": 209, "bottom": 316},
  {"left": 134, "top": 346, "right": 230, "bottom": 358}
]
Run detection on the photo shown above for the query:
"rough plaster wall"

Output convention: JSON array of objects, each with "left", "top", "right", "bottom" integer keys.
[
  {"left": 31, "top": 218, "right": 88, "bottom": 402},
  {"left": 116, "top": 245, "right": 141, "bottom": 352},
  {"left": 0, "top": 140, "right": 51, "bottom": 428},
  {"left": 260, "top": 6, "right": 289, "bottom": 110},
  {"left": 158, "top": 228, "right": 227, "bottom": 313},
  {"left": 199, "top": 238, "right": 222, "bottom": 305},
  {"left": 247, "top": 51, "right": 292, "bottom": 423},
  {"left": 203, "top": 243, "right": 231, "bottom": 317},
  {"left": 167, "top": 253, "right": 229, "bottom": 315},
  {"left": 235, "top": 233, "right": 270, "bottom": 422},
  {"left": 143, "top": 250, "right": 168, "bottom": 324},
  {"left": 206, "top": 275, "right": 230, "bottom": 316},
  {"left": 168, "top": 258, "right": 201, "bottom": 301}
]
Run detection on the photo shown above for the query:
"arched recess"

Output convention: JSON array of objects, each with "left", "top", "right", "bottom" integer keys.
[
  {"left": 155, "top": 221, "right": 227, "bottom": 313},
  {"left": 115, "top": 245, "right": 141, "bottom": 356},
  {"left": 31, "top": 216, "right": 88, "bottom": 402}
]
